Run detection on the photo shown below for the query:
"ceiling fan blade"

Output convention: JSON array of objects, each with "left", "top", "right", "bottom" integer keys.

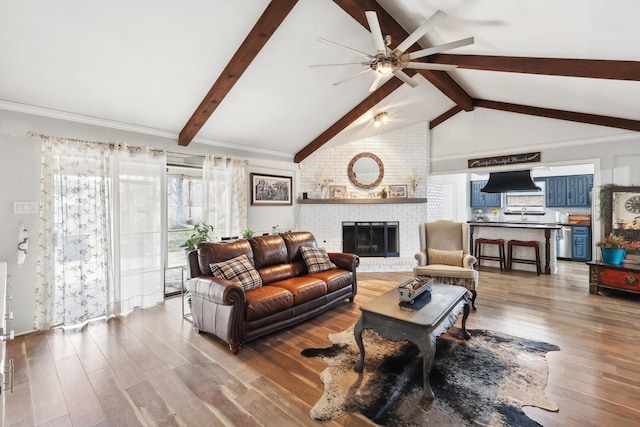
[
  {"left": 392, "top": 69, "right": 419, "bottom": 88},
  {"left": 365, "top": 11, "right": 387, "bottom": 54},
  {"left": 408, "top": 37, "right": 475, "bottom": 60},
  {"left": 369, "top": 72, "right": 386, "bottom": 92},
  {"left": 404, "top": 62, "right": 458, "bottom": 71},
  {"left": 317, "top": 37, "right": 373, "bottom": 60},
  {"left": 332, "top": 68, "right": 372, "bottom": 86},
  {"left": 393, "top": 10, "right": 447, "bottom": 55},
  {"left": 309, "top": 62, "right": 369, "bottom": 68}
]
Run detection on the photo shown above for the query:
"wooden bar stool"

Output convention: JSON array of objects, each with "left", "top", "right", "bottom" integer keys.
[
  {"left": 474, "top": 238, "right": 506, "bottom": 271},
  {"left": 507, "top": 240, "right": 541, "bottom": 275}
]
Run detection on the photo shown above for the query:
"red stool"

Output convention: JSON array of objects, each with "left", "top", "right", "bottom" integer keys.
[
  {"left": 474, "top": 238, "right": 506, "bottom": 271},
  {"left": 507, "top": 240, "right": 541, "bottom": 275}
]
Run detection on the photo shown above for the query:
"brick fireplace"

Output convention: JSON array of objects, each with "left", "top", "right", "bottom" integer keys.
[
  {"left": 296, "top": 201, "right": 431, "bottom": 271},
  {"left": 295, "top": 122, "right": 436, "bottom": 271}
]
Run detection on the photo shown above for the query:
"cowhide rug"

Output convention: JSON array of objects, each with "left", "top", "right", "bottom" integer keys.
[{"left": 301, "top": 326, "right": 560, "bottom": 427}]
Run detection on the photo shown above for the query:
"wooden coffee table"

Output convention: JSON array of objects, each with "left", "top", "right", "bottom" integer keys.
[{"left": 354, "top": 283, "right": 470, "bottom": 400}]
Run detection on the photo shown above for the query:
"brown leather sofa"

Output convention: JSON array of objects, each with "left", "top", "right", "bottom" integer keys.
[{"left": 186, "top": 231, "right": 359, "bottom": 353}]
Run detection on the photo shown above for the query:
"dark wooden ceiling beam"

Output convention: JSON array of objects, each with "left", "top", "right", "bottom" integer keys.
[
  {"left": 430, "top": 106, "right": 463, "bottom": 129},
  {"left": 429, "top": 54, "right": 640, "bottom": 81},
  {"left": 178, "top": 0, "right": 298, "bottom": 146},
  {"left": 294, "top": 75, "right": 409, "bottom": 163},
  {"left": 474, "top": 99, "right": 640, "bottom": 132},
  {"left": 417, "top": 70, "right": 473, "bottom": 111}
]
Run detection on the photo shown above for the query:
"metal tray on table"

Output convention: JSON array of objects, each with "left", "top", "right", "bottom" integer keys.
[{"left": 398, "top": 277, "right": 434, "bottom": 304}]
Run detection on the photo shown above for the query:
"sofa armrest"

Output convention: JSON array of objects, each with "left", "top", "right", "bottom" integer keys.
[
  {"left": 463, "top": 254, "right": 477, "bottom": 269},
  {"left": 187, "top": 276, "right": 246, "bottom": 353},
  {"left": 188, "top": 276, "right": 246, "bottom": 306},
  {"left": 186, "top": 249, "right": 201, "bottom": 279},
  {"left": 415, "top": 251, "right": 427, "bottom": 266},
  {"left": 328, "top": 252, "right": 360, "bottom": 271}
]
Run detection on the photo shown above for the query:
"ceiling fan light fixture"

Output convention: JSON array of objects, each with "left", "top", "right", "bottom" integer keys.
[
  {"left": 377, "top": 62, "right": 394, "bottom": 74},
  {"left": 317, "top": 10, "right": 473, "bottom": 90},
  {"left": 373, "top": 111, "right": 389, "bottom": 127},
  {"left": 371, "top": 56, "right": 397, "bottom": 74}
]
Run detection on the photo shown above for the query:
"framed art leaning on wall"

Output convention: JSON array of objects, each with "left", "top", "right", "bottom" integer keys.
[
  {"left": 329, "top": 185, "right": 347, "bottom": 199},
  {"left": 389, "top": 184, "right": 408, "bottom": 198},
  {"left": 251, "top": 173, "right": 293, "bottom": 205}
]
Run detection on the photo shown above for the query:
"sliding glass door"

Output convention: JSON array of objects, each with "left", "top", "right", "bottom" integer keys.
[
  {"left": 165, "top": 164, "right": 204, "bottom": 296},
  {"left": 115, "top": 150, "right": 166, "bottom": 311}
]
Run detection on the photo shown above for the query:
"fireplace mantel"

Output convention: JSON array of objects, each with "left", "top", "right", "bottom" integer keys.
[{"left": 299, "top": 198, "right": 427, "bottom": 205}]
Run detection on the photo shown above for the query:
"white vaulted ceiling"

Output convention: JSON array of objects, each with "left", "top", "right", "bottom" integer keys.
[{"left": 1, "top": 0, "right": 638, "bottom": 161}]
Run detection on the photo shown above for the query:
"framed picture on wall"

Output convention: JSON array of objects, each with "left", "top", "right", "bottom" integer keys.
[
  {"left": 250, "top": 173, "right": 293, "bottom": 205},
  {"left": 389, "top": 184, "right": 408, "bottom": 198},
  {"left": 329, "top": 185, "right": 347, "bottom": 199}
]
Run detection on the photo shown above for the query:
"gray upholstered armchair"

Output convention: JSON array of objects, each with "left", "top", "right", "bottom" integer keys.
[{"left": 414, "top": 220, "right": 479, "bottom": 309}]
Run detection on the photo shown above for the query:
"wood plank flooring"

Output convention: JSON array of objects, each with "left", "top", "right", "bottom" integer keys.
[{"left": 6, "top": 261, "right": 640, "bottom": 426}]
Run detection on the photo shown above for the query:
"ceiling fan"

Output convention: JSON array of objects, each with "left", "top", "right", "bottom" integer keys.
[{"left": 311, "top": 10, "right": 474, "bottom": 92}]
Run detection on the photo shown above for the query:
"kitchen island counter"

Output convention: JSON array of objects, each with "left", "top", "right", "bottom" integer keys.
[{"left": 468, "top": 221, "right": 561, "bottom": 274}]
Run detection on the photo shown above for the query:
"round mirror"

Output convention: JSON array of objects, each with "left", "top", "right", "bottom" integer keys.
[{"left": 348, "top": 152, "right": 384, "bottom": 189}]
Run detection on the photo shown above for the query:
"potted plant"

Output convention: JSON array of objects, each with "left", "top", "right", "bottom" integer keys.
[
  {"left": 181, "top": 222, "right": 214, "bottom": 252},
  {"left": 597, "top": 183, "right": 615, "bottom": 222},
  {"left": 242, "top": 229, "right": 254, "bottom": 239},
  {"left": 595, "top": 233, "right": 640, "bottom": 264}
]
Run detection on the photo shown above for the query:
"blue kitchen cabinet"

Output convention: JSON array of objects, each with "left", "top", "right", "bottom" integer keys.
[
  {"left": 546, "top": 176, "right": 567, "bottom": 207},
  {"left": 546, "top": 175, "right": 592, "bottom": 207},
  {"left": 470, "top": 180, "right": 501, "bottom": 208},
  {"left": 572, "top": 226, "right": 591, "bottom": 261},
  {"left": 567, "top": 174, "right": 592, "bottom": 206}
]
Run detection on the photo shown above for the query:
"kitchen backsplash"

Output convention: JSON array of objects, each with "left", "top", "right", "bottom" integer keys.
[{"left": 470, "top": 206, "right": 591, "bottom": 224}]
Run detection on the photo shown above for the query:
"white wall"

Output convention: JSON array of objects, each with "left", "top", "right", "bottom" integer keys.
[
  {"left": 0, "top": 134, "right": 40, "bottom": 336},
  {"left": 0, "top": 110, "right": 296, "bottom": 334},
  {"left": 298, "top": 122, "right": 429, "bottom": 200},
  {"left": 297, "top": 122, "right": 430, "bottom": 269},
  {"left": 440, "top": 173, "right": 468, "bottom": 222},
  {"left": 247, "top": 163, "right": 298, "bottom": 235}
]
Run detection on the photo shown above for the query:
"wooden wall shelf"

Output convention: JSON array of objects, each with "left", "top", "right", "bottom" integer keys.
[{"left": 299, "top": 198, "right": 427, "bottom": 205}]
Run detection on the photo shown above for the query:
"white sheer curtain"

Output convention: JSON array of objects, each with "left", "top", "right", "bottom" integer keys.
[
  {"left": 35, "top": 138, "right": 113, "bottom": 329},
  {"left": 110, "top": 145, "right": 166, "bottom": 315},
  {"left": 202, "top": 155, "right": 248, "bottom": 240},
  {"left": 34, "top": 137, "right": 166, "bottom": 330}
]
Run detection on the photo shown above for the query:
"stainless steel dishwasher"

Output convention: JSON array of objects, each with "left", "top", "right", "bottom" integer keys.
[{"left": 556, "top": 226, "right": 572, "bottom": 259}]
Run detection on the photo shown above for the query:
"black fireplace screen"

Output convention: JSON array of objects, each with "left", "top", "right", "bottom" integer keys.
[{"left": 342, "top": 221, "right": 399, "bottom": 257}]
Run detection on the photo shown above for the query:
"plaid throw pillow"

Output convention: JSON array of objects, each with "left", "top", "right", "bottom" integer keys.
[
  {"left": 209, "top": 254, "right": 262, "bottom": 291},
  {"left": 300, "top": 246, "right": 337, "bottom": 274}
]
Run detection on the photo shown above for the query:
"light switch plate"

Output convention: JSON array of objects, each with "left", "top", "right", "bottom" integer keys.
[{"left": 13, "top": 202, "right": 38, "bottom": 214}]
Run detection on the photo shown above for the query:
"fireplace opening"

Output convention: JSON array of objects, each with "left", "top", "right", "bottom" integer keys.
[{"left": 342, "top": 221, "right": 399, "bottom": 257}]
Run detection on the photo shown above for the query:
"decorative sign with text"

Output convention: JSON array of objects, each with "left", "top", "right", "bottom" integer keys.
[{"left": 468, "top": 152, "right": 541, "bottom": 169}]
